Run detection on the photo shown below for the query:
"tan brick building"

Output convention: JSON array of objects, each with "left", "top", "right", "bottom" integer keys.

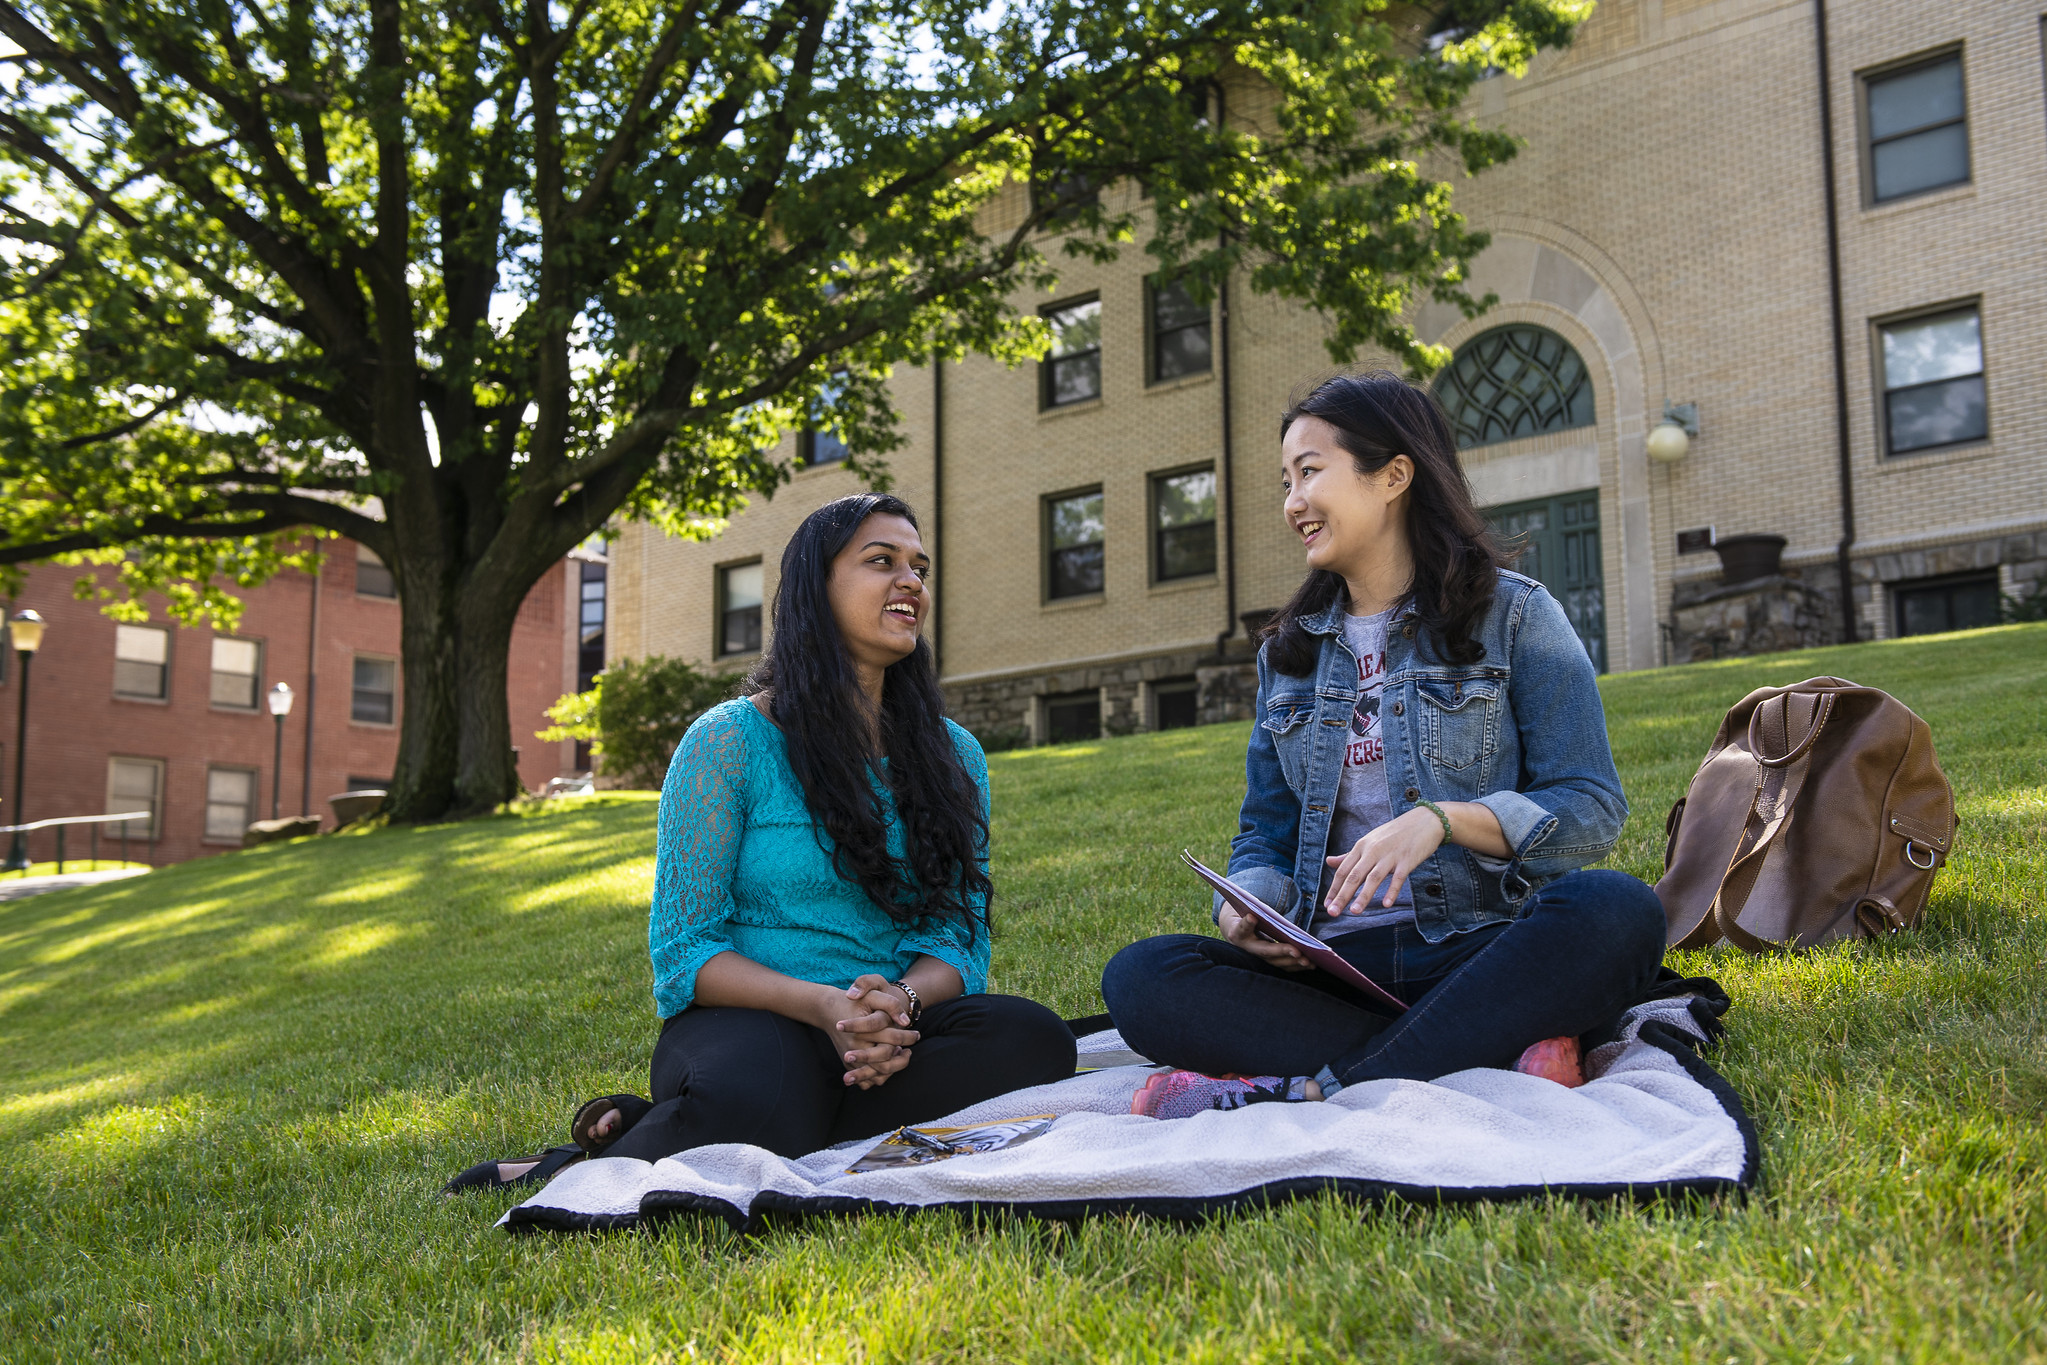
[{"left": 610, "top": 0, "right": 2047, "bottom": 747}]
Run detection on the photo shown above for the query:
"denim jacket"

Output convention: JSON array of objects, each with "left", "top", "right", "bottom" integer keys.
[{"left": 1223, "top": 570, "right": 1628, "bottom": 942}]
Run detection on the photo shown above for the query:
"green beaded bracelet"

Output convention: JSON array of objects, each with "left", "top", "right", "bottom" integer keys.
[{"left": 1416, "top": 797, "right": 1453, "bottom": 845}]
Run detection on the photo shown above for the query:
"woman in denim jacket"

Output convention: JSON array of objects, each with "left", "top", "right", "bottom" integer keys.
[{"left": 1103, "top": 373, "right": 1666, "bottom": 1117}]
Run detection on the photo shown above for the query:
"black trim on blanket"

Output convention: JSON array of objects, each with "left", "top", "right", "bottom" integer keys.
[
  {"left": 1636, "top": 1019, "right": 1761, "bottom": 1192},
  {"left": 502, "top": 1000, "right": 1761, "bottom": 1236},
  {"left": 505, "top": 1036, "right": 1759, "bottom": 1235}
]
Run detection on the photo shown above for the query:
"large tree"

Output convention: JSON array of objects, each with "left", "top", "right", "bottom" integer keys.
[{"left": 0, "top": 0, "right": 1585, "bottom": 819}]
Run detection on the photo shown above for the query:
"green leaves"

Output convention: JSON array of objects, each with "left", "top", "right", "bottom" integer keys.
[
  {"left": 3, "top": 0, "right": 1583, "bottom": 814},
  {"left": 539, "top": 654, "right": 746, "bottom": 787}
]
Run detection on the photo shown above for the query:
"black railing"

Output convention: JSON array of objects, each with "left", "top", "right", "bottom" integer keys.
[{"left": 0, "top": 812, "right": 154, "bottom": 876}]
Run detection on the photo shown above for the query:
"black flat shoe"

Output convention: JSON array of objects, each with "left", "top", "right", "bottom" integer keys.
[
  {"left": 571, "top": 1093, "right": 654, "bottom": 1155},
  {"left": 443, "top": 1142, "right": 584, "bottom": 1195}
]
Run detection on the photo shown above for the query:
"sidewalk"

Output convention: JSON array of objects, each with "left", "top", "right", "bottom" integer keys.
[{"left": 0, "top": 867, "right": 151, "bottom": 903}]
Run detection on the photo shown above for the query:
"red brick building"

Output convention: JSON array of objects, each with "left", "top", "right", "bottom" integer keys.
[{"left": 0, "top": 540, "right": 582, "bottom": 866}]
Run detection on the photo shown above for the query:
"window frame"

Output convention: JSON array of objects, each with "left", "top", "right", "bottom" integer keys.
[
  {"left": 797, "top": 370, "right": 851, "bottom": 467},
  {"left": 1146, "top": 277, "right": 1213, "bottom": 385},
  {"left": 715, "top": 558, "right": 765, "bottom": 659},
  {"left": 1892, "top": 570, "right": 2001, "bottom": 638},
  {"left": 354, "top": 542, "right": 398, "bottom": 599},
  {"left": 1874, "top": 300, "right": 1988, "bottom": 458},
  {"left": 1041, "top": 689, "right": 1102, "bottom": 744},
  {"left": 208, "top": 635, "right": 264, "bottom": 711},
  {"left": 1042, "top": 485, "right": 1107, "bottom": 603},
  {"left": 202, "top": 764, "right": 260, "bottom": 844},
  {"left": 1431, "top": 324, "right": 1596, "bottom": 450},
  {"left": 105, "top": 755, "right": 164, "bottom": 842},
  {"left": 112, "top": 623, "right": 172, "bottom": 702},
  {"left": 1149, "top": 464, "right": 1219, "bottom": 584},
  {"left": 796, "top": 427, "right": 850, "bottom": 468},
  {"left": 1858, "top": 47, "right": 1970, "bottom": 208},
  {"left": 349, "top": 652, "right": 400, "bottom": 727},
  {"left": 1150, "top": 677, "right": 1200, "bottom": 732},
  {"left": 1039, "top": 294, "right": 1103, "bottom": 410}
]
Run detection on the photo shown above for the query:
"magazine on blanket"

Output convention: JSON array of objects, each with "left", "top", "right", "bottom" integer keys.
[
  {"left": 846, "top": 1116, "right": 1057, "bottom": 1174},
  {"left": 1181, "top": 851, "right": 1410, "bottom": 1014}
]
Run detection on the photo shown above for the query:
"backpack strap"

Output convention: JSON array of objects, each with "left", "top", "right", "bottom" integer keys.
[{"left": 1696, "top": 691, "right": 1832, "bottom": 954}]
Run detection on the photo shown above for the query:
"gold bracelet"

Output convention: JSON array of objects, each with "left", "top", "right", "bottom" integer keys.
[{"left": 1416, "top": 798, "right": 1454, "bottom": 846}]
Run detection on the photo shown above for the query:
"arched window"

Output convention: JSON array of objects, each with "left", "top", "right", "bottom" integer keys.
[{"left": 1433, "top": 325, "right": 1595, "bottom": 449}]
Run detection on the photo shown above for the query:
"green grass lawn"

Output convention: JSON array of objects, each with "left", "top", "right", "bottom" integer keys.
[{"left": 3, "top": 625, "right": 2044, "bottom": 1362}]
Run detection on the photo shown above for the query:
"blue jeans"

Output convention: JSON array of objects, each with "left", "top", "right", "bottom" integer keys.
[{"left": 1100, "top": 869, "right": 1667, "bottom": 1086}]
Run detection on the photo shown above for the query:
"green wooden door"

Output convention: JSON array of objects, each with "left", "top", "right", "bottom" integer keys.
[{"left": 1486, "top": 490, "right": 1607, "bottom": 672}]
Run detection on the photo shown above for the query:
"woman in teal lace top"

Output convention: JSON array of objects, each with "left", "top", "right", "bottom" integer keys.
[{"left": 568, "top": 494, "right": 1074, "bottom": 1166}]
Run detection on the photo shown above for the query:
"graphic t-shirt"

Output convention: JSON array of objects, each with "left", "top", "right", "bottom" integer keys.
[{"left": 1317, "top": 608, "right": 1415, "bottom": 938}]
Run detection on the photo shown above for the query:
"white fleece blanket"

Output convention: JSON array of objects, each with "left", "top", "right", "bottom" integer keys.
[{"left": 502, "top": 1002, "right": 1755, "bottom": 1233}]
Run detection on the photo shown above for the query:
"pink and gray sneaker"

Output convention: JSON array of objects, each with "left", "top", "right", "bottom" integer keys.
[
  {"left": 1130, "top": 1069, "right": 1314, "bottom": 1119},
  {"left": 1512, "top": 1035, "right": 1587, "bottom": 1087}
]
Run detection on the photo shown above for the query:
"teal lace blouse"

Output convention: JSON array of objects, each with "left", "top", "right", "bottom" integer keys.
[{"left": 649, "top": 698, "right": 992, "bottom": 1018}]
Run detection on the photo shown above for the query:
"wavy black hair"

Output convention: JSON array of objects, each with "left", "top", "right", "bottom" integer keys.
[
  {"left": 1265, "top": 371, "right": 1509, "bottom": 674},
  {"left": 747, "top": 493, "right": 990, "bottom": 939}
]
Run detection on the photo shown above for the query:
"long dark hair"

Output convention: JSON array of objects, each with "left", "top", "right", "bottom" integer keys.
[
  {"left": 748, "top": 493, "right": 990, "bottom": 938},
  {"left": 1266, "top": 372, "right": 1508, "bottom": 673}
]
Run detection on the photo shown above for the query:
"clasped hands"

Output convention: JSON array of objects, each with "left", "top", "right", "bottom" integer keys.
[
  {"left": 1219, "top": 806, "right": 1448, "bottom": 972},
  {"left": 818, "top": 973, "right": 918, "bottom": 1089}
]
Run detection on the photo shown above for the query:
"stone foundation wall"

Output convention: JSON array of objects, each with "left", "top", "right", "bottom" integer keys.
[
  {"left": 944, "top": 644, "right": 1257, "bottom": 750},
  {"left": 1850, "top": 529, "right": 2047, "bottom": 637},
  {"left": 1667, "top": 527, "right": 2047, "bottom": 663},
  {"left": 1668, "top": 570, "right": 1840, "bottom": 663}
]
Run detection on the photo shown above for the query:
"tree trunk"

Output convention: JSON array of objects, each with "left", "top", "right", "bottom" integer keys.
[{"left": 384, "top": 553, "right": 526, "bottom": 821}]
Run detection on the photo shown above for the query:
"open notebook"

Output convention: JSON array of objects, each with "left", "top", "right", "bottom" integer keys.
[{"left": 1181, "top": 851, "right": 1409, "bottom": 1014}]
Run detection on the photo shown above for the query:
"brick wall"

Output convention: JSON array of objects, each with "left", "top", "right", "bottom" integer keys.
[{"left": 0, "top": 543, "right": 571, "bottom": 866}]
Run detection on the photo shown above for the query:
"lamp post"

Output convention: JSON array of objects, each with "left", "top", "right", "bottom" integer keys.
[
  {"left": 266, "top": 682, "right": 295, "bottom": 820},
  {"left": 5, "top": 609, "right": 48, "bottom": 873}
]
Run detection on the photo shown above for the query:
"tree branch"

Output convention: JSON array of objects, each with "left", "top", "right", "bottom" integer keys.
[{"left": 0, "top": 508, "right": 308, "bottom": 566}]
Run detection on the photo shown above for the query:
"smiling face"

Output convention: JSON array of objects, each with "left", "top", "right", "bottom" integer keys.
[
  {"left": 1279, "top": 414, "right": 1413, "bottom": 581},
  {"left": 827, "top": 512, "right": 931, "bottom": 676}
]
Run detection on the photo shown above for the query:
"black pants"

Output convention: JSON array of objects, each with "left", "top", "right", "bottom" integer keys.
[
  {"left": 1101, "top": 869, "right": 1668, "bottom": 1087},
  {"left": 603, "top": 993, "right": 1078, "bottom": 1162}
]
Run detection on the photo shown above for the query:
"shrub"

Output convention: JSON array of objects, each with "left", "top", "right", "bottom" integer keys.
[
  {"left": 2002, "top": 579, "right": 2047, "bottom": 623},
  {"left": 539, "top": 656, "right": 745, "bottom": 787},
  {"left": 971, "top": 723, "right": 1032, "bottom": 753}
]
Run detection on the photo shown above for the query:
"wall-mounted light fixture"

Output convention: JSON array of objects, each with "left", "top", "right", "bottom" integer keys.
[{"left": 1647, "top": 401, "right": 1699, "bottom": 463}]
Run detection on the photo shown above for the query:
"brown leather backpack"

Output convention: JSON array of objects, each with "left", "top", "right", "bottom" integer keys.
[{"left": 1656, "top": 677, "right": 1956, "bottom": 952}]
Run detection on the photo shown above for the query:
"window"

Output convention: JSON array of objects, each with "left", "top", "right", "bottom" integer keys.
[
  {"left": 351, "top": 655, "right": 397, "bottom": 724},
  {"left": 1044, "top": 691, "right": 1101, "bottom": 744},
  {"left": 203, "top": 767, "right": 257, "bottom": 842},
  {"left": 798, "top": 426, "right": 849, "bottom": 468},
  {"left": 1041, "top": 298, "right": 1102, "bottom": 408},
  {"left": 1880, "top": 307, "right": 1986, "bottom": 455},
  {"left": 1149, "top": 279, "right": 1212, "bottom": 383},
  {"left": 1865, "top": 54, "right": 1968, "bottom": 203},
  {"left": 1153, "top": 678, "right": 1199, "bottom": 731},
  {"left": 210, "top": 637, "right": 261, "bottom": 709},
  {"left": 718, "top": 561, "right": 764, "bottom": 656},
  {"left": 1152, "top": 468, "right": 1217, "bottom": 581},
  {"left": 578, "top": 561, "right": 606, "bottom": 692},
  {"left": 1894, "top": 573, "right": 2000, "bottom": 638},
  {"left": 113, "top": 624, "right": 169, "bottom": 700},
  {"left": 1487, "top": 491, "right": 1607, "bottom": 672},
  {"left": 799, "top": 373, "right": 850, "bottom": 467},
  {"left": 106, "top": 757, "right": 163, "bottom": 841},
  {"left": 1046, "top": 490, "right": 1106, "bottom": 599},
  {"left": 355, "top": 543, "right": 397, "bottom": 599},
  {"left": 1432, "top": 325, "right": 1595, "bottom": 449},
  {"left": 1032, "top": 171, "right": 1101, "bottom": 224}
]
